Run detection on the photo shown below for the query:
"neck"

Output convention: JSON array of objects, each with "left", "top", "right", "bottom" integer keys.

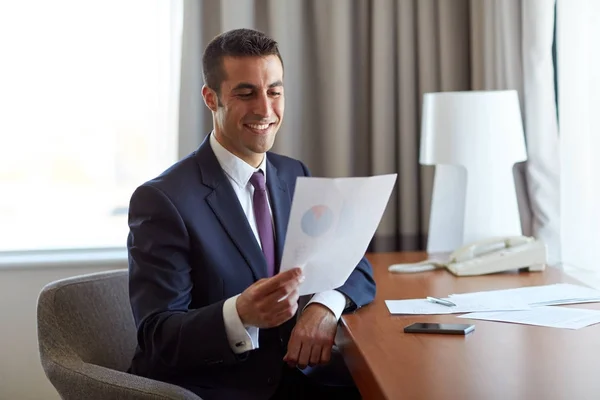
[{"left": 213, "top": 129, "right": 263, "bottom": 168}]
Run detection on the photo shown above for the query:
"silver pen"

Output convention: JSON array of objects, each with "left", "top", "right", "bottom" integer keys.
[{"left": 426, "top": 296, "right": 457, "bottom": 307}]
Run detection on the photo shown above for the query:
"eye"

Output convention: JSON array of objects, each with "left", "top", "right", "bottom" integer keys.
[
  {"left": 237, "top": 93, "right": 253, "bottom": 99},
  {"left": 269, "top": 91, "right": 282, "bottom": 97}
]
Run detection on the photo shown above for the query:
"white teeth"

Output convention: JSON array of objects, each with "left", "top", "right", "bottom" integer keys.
[{"left": 247, "top": 124, "right": 270, "bottom": 130}]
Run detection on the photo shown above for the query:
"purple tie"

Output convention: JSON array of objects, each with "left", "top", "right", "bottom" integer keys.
[{"left": 249, "top": 171, "right": 276, "bottom": 277}]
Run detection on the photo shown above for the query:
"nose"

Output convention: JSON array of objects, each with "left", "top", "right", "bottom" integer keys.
[{"left": 252, "top": 91, "right": 273, "bottom": 119}]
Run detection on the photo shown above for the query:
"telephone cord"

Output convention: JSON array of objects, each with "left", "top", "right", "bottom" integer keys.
[{"left": 387, "top": 260, "right": 447, "bottom": 273}]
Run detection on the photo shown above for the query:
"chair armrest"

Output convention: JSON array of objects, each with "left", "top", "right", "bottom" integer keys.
[{"left": 44, "top": 358, "right": 203, "bottom": 400}]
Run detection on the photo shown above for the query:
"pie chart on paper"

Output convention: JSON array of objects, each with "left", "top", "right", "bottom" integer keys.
[{"left": 301, "top": 205, "right": 334, "bottom": 237}]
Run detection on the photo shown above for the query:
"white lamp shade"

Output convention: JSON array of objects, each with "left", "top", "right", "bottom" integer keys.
[
  {"left": 420, "top": 90, "right": 527, "bottom": 166},
  {"left": 420, "top": 90, "right": 528, "bottom": 253}
]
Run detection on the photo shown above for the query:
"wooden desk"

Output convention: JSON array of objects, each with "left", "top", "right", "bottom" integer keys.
[{"left": 337, "top": 252, "right": 600, "bottom": 400}]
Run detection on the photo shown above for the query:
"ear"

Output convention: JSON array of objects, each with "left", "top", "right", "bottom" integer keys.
[{"left": 201, "top": 85, "right": 218, "bottom": 112}]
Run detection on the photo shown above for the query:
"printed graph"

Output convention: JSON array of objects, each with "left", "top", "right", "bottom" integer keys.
[{"left": 300, "top": 205, "right": 334, "bottom": 237}]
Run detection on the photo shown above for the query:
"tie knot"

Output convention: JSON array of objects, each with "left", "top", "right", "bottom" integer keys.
[{"left": 249, "top": 171, "right": 266, "bottom": 191}]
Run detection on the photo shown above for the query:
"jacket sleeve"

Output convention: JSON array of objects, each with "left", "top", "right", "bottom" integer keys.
[
  {"left": 127, "top": 183, "right": 243, "bottom": 374},
  {"left": 297, "top": 161, "right": 377, "bottom": 312}
]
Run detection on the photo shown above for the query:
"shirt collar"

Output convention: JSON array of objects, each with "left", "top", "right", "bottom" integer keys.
[{"left": 209, "top": 131, "right": 267, "bottom": 188}]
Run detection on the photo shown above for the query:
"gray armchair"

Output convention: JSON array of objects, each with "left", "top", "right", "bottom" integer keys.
[{"left": 37, "top": 270, "right": 202, "bottom": 399}]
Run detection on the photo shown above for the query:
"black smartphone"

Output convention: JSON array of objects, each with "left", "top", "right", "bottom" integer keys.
[{"left": 404, "top": 322, "right": 475, "bottom": 335}]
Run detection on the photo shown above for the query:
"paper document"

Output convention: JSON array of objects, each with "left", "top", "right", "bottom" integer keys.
[
  {"left": 458, "top": 306, "right": 600, "bottom": 330},
  {"left": 280, "top": 174, "right": 397, "bottom": 295},
  {"left": 449, "top": 283, "right": 600, "bottom": 306},
  {"left": 385, "top": 297, "right": 530, "bottom": 315}
]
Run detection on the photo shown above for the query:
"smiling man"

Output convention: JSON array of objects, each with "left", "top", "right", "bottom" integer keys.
[{"left": 126, "top": 28, "right": 375, "bottom": 400}]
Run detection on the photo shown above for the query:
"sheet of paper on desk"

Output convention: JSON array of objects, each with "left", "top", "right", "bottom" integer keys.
[
  {"left": 448, "top": 283, "right": 600, "bottom": 306},
  {"left": 458, "top": 306, "right": 600, "bottom": 329},
  {"left": 385, "top": 297, "right": 531, "bottom": 315},
  {"left": 279, "top": 174, "right": 397, "bottom": 296}
]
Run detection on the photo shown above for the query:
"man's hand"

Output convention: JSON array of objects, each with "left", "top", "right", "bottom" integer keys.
[
  {"left": 283, "top": 303, "right": 338, "bottom": 369},
  {"left": 236, "top": 268, "right": 304, "bottom": 329}
]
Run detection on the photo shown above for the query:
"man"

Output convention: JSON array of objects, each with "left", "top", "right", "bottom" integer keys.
[{"left": 127, "top": 28, "right": 375, "bottom": 400}]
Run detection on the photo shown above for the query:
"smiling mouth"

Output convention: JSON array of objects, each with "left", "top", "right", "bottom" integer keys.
[{"left": 244, "top": 122, "right": 276, "bottom": 133}]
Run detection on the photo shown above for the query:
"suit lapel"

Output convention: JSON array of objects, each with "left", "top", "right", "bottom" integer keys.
[
  {"left": 195, "top": 139, "right": 268, "bottom": 280},
  {"left": 266, "top": 159, "right": 291, "bottom": 271}
]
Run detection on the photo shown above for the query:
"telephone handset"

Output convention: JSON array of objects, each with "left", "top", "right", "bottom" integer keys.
[{"left": 388, "top": 236, "right": 547, "bottom": 276}]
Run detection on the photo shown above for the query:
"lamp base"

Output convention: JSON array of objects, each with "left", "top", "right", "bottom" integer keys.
[{"left": 426, "top": 164, "right": 523, "bottom": 253}]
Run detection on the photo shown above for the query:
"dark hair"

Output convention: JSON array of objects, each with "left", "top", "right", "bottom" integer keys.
[{"left": 202, "top": 28, "right": 283, "bottom": 95}]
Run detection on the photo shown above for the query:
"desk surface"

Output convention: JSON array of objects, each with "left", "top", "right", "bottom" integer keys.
[{"left": 338, "top": 252, "right": 600, "bottom": 400}]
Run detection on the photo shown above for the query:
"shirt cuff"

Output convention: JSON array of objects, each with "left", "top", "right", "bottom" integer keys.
[
  {"left": 305, "top": 290, "right": 348, "bottom": 321},
  {"left": 222, "top": 295, "right": 259, "bottom": 354}
]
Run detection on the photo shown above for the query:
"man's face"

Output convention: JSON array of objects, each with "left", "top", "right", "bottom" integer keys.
[{"left": 204, "top": 55, "right": 284, "bottom": 167}]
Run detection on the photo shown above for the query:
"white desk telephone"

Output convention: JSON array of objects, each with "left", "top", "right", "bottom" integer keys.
[{"left": 388, "top": 236, "right": 547, "bottom": 276}]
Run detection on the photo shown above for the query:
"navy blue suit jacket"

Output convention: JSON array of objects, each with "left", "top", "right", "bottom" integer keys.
[{"left": 127, "top": 137, "right": 376, "bottom": 399}]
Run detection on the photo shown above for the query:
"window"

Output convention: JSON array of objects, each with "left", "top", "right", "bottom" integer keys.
[
  {"left": 557, "top": 0, "right": 600, "bottom": 272},
  {"left": 0, "top": 1, "right": 182, "bottom": 252}
]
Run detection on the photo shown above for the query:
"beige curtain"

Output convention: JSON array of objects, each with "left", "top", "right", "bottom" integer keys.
[
  {"left": 178, "top": 0, "right": 557, "bottom": 255},
  {"left": 470, "top": 0, "right": 560, "bottom": 264}
]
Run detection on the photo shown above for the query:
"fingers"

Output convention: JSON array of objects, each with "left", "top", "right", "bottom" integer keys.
[
  {"left": 269, "top": 297, "right": 299, "bottom": 325},
  {"left": 238, "top": 268, "right": 303, "bottom": 328},
  {"left": 266, "top": 287, "right": 300, "bottom": 312},
  {"left": 309, "top": 344, "right": 322, "bottom": 366},
  {"left": 283, "top": 306, "right": 338, "bottom": 369},
  {"left": 284, "top": 335, "right": 302, "bottom": 367},
  {"left": 297, "top": 342, "right": 312, "bottom": 369},
  {"left": 254, "top": 268, "right": 303, "bottom": 298},
  {"left": 284, "top": 341, "right": 332, "bottom": 368},
  {"left": 320, "top": 344, "right": 331, "bottom": 365}
]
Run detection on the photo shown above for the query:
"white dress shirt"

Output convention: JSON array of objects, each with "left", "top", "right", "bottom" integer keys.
[{"left": 209, "top": 133, "right": 347, "bottom": 354}]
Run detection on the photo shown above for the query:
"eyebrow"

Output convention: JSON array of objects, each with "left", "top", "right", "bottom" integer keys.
[{"left": 232, "top": 80, "right": 284, "bottom": 91}]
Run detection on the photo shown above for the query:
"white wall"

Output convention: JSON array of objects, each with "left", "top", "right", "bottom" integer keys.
[{"left": 0, "top": 263, "right": 125, "bottom": 400}]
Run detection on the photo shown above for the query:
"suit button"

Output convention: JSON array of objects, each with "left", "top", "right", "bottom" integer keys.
[{"left": 267, "top": 377, "right": 274, "bottom": 385}]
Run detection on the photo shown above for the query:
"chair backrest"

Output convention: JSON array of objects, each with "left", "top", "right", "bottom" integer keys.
[{"left": 37, "top": 270, "right": 137, "bottom": 373}]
